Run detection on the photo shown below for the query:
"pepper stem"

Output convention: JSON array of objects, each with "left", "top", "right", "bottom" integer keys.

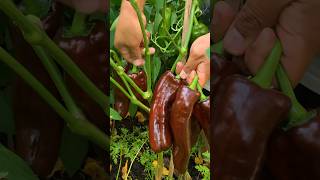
[
  {"left": 251, "top": 40, "right": 282, "bottom": 88},
  {"left": 189, "top": 75, "right": 199, "bottom": 90},
  {"left": 70, "top": 11, "right": 87, "bottom": 36},
  {"left": 276, "top": 65, "right": 315, "bottom": 130},
  {"left": 212, "top": 41, "right": 223, "bottom": 55},
  {"left": 197, "top": 83, "right": 208, "bottom": 101}
]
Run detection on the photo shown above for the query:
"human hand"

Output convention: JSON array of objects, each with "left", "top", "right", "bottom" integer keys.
[
  {"left": 213, "top": 0, "right": 320, "bottom": 86},
  {"left": 176, "top": 33, "right": 210, "bottom": 87},
  {"left": 114, "top": 0, "right": 155, "bottom": 66},
  {"left": 56, "top": 0, "right": 107, "bottom": 14}
]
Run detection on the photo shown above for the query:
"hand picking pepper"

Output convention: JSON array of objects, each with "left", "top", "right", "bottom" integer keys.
[
  {"left": 266, "top": 65, "right": 320, "bottom": 180},
  {"left": 10, "top": 2, "right": 63, "bottom": 177},
  {"left": 211, "top": 40, "right": 291, "bottom": 179},
  {"left": 55, "top": 21, "right": 108, "bottom": 130},
  {"left": 149, "top": 71, "right": 182, "bottom": 153},
  {"left": 170, "top": 76, "right": 200, "bottom": 174}
]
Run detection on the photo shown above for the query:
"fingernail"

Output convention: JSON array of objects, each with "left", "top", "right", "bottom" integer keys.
[
  {"left": 180, "top": 71, "right": 187, "bottom": 79},
  {"left": 224, "top": 28, "right": 246, "bottom": 55}
]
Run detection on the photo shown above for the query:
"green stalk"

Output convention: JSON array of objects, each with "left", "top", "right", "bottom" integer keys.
[
  {"left": 0, "top": 46, "right": 109, "bottom": 150},
  {"left": 171, "top": 0, "right": 197, "bottom": 72},
  {"left": 0, "top": 0, "right": 108, "bottom": 110},
  {"left": 212, "top": 41, "right": 223, "bottom": 55},
  {"left": 110, "top": 16, "right": 119, "bottom": 31},
  {"left": 197, "top": 83, "right": 208, "bottom": 101},
  {"left": 156, "top": 152, "right": 164, "bottom": 180},
  {"left": 276, "top": 65, "right": 316, "bottom": 130},
  {"left": 189, "top": 75, "right": 199, "bottom": 90},
  {"left": 251, "top": 40, "right": 282, "bottom": 88},
  {"left": 110, "top": 77, "right": 150, "bottom": 112},
  {"left": 129, "top": 0, "right": 152, "bottom": 95},
  {"left": 69, "top": 11, "right": 87, "bottom": 36},
  {"left": 110, "top": 50, "right": 122, "bottom": 65}
]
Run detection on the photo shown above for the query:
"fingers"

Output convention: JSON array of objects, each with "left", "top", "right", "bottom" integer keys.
[
  {"left": 194, "top": 60, "right": 210, "bottom": 87},
  {"left": 223, "top": 0, "right": 292, "bottom": 55}
]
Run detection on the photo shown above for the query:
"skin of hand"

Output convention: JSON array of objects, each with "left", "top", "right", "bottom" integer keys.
[
  {"left": 213, "top": 0, "right": 320, "bottom": 87},
  {"left": 56, "top": 0, "right": 107, "bottom": 14},
  {"left": 176, "top": 33, "right": 210, "bottom": 87},
  {"left": 114, "top": 0, "right": 155, "bottom": 66}
]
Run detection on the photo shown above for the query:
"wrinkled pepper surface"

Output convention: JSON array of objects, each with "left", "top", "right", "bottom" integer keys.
[
  {"left": 55, "top": 21, "right": 108, "bottom": 130},
  {"left": 267, "top": 66, "right": 320, "bottom": 180},
  {"left": 211, "top": 41, "right": 291, "bottom": 179},
  {"left": 149, "top": 71, "right": 182, "bottom": 152},
  {"left": 10, "top": 2, "right": 63, "bottom": 177},
  {"left": 170, "top": 84, "right": 200, "bottom": 174}
]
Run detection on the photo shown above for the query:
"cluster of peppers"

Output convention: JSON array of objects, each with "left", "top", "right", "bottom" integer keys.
[{"left": 10, "top": 2, "right": 108, "bottom": 177}]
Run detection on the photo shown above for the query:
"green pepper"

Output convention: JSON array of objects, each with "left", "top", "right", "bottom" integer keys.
[{"left": 191, "top": 22, "right": 208, "bottom": 42}]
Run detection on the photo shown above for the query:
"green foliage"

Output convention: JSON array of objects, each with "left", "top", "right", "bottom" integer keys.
[
  {"left": 195, "top": 164, "right": 210, "bottom": 180},
  {"left": 110, "top": 107, "right": 122, "bottom": 121}
]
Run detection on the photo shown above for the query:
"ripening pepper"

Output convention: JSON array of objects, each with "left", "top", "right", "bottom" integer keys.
[
  {"left": 266, "top": 66, "right": 320, "bottom": 180},
  {"left": 192, "top": 97, "right": 210, "bottom": 139},
  {"left": 10, "top": 2, "right": 63, "bottom": 177},
  {"left": 211, "top": 41, "right": 291, "bottom": 179},
  {"left": 149, "top": 71, "right": 182, "bottom": 153},
  {"left": 55, "top": 21, "right": 108, "bottom": 130},
  {"left": 170, "top": 78, "right": 200, "bottom": 174}
]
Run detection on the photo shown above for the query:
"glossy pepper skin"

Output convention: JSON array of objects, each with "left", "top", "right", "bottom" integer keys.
[
  {"left": 149, "top": 71, "right": 181, "bottom": 152},
  {"left": 10, "top": 2, "right": 63, "bottom": 177},
  {"left": 267, "top": 113, "right": 320, "bottom": 180},
  {"left": 211, "top": 53, "right": 240, "bottom": 94},
  {"left": 192, "top": 97, "right": 210, "bottom": 139},
  {"left": 211, "top": 75, "right": 291, "bottom": 180},
  {"left": 170, "top": 85, "right": 200, "bottom": 174},
  {"left": 55, "top": 22, "right": 108, "bottom": 130}
]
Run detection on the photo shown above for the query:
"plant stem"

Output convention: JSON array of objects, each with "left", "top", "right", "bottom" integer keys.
[
  {"left": 129, "top": 0, "right": 152, "bottom": 95},
  {"left": 110, "top": 77, "right": 150, "bottom": 112},
  {"left": 110, "top": 16, "right": 119, "bottom": 31},
  {"left": 125, "top": 140, "right": 147, "bottom": 180},
  {"left": 276, "top": 65, "right": 316, "bottom": 130},
  {"left": 0, "top": 46, "right": 109, "bottom": 150},
  {"left": 70, "top": 11, "right": 87, "bottom": 36},
  {"left": 156, "top": 152, "right": 164, "bottom": 180},
  {"left": 251, "top": 40, "right": 282, "bottom": 88},
  {"left": 110, "top": 50, "right": 122, "bottom": 65},
  {"left": 212, "top": 41, "right": 223, "bottom": 55},
  {"left": 189, "top": 75, "right": 199, "bottom": 90},
  {"left": 116, "top": 149, "right": 123, "bottom": 180},
  {"left": 171, "top": 0, "right": 197, "bottom": 72},
  {"left": 197, "top": 83, "right": 208, "bottom": 101}
]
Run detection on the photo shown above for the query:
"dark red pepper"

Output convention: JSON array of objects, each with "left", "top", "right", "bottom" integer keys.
[
  {"left": 10, "top": 2, "right": 63, "bottom": 177},
  {"left": 149, "top": 71, "right": 182, "bottom": 153},
  {"left": 55, "top": 21, "right": 108, "bottom": 130},
  {"left": 211, "top": 41, "right": 291, "bottom": 179},
  {"left": 266, "top": 66, "right": 320, "bottom": 180},
  {"left": 192, "top": 97, "right": 210, "bottom": 139},
  {"left": 170, "top": 84, "right": 200, "bottom": 174}
]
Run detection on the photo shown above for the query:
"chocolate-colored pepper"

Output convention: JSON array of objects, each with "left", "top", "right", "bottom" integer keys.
[
  {"left": 55, "top": 21, "right": 108, "bottom": 130},
  {"left": 192, "top": 97, "right": 210, "bottom": 138},
  {"left": 266, "top": 66, "right": 320, "bottom": 180},
  {"left": 149, "top": 71, "right": 181, "bottom": 152},
  {"left": 211, "top": 41, "right": 291, "bottom": 179},
  {"left": 10, "top": 2, "right": 63, "bottom": 177},
  {"left": 170, "top": 85, "right": 200, "bottom": 174}
]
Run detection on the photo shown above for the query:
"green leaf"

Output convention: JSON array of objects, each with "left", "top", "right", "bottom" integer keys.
[
  {"left": 60, "top": 126, "right": 89, "bottom": 176},
  {"left": 20, "top": 0, "right": 52, "bottom": 18},
  {"left": 110, "top": 107, "right": 122, "bottom": 120},
  {"left": 128, "top": 102, "right": 138, "bottom": 117},
  {"left": 152, "top": 56, "right": 162, "bottom": 84},
  {"left": 153, "top": 12, "right": 162, "bottom": 33},
  {"left": 0, "top": 144, "right": 39, "bottom": 180},
  {"left": 0, "top": 89, "right": 15, "bottom": 135}
]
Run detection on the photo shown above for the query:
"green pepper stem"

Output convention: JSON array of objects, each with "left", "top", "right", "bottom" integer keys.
[
  {"left": 110, "top": 77, "right": 150, "bottom": 112},
  {"left": 131, "top": 65, "right": 138, "bottom": 73},
  {"left": 251, "top": 40, "right": 282, "bottom": 88},
  {"left": 70, "top": 11, "right": 87, "bottom": 36},
  {"left": 0, "top": 46, "right": 109, "bottom": 150},
  {"left": 156, "top": 152, "right": 164, "bottom": 180},
  {"left": 276, "top": 65, "right": 314, "bottom": 130},
  {"left": 171, "top": 0, "right": 197, "bottom": 72},
  {"left": 129, "top": 0, "right": 152, "bottom": 96},
  {"left": 0, "top": 1, "right": 108, "bottom": 110},
  {"left": 189, "top": 75, "right": 199, "bottom": 90},
  {"left": 197, "top": 83, "right": 208, "bottom": 101},
  {"left": 212, "top": 41, "right": 223, "bottom": 55},
  {"left": 110, "top": 50, "right": 122, "bottom": 65},
  {"left": 110, "top": 16, "right": 119, "bottom": 31}
]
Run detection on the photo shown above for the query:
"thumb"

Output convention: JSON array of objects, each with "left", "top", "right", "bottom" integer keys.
[{"left": 223, "top": 0, "right": 292, "bottom": 55}]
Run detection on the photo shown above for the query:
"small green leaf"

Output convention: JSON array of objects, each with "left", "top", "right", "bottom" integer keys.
[
  {"left": 60, "top": 126, "right": 89, "bottom": 176},
  {"left": 152, "top": 57, "right": 162, "bottom": 84},
  {"left": 128, "top": 102, "right": 138, "bottom": 117},
  {"left": 110, "top": 107, "right": 122, "bottom": 120},
  {"left": 153, "top": 12, "right": 162, "bottom": 33},
  {"left": 0, "top": 144, "right": 39, "bottom": 180}
]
